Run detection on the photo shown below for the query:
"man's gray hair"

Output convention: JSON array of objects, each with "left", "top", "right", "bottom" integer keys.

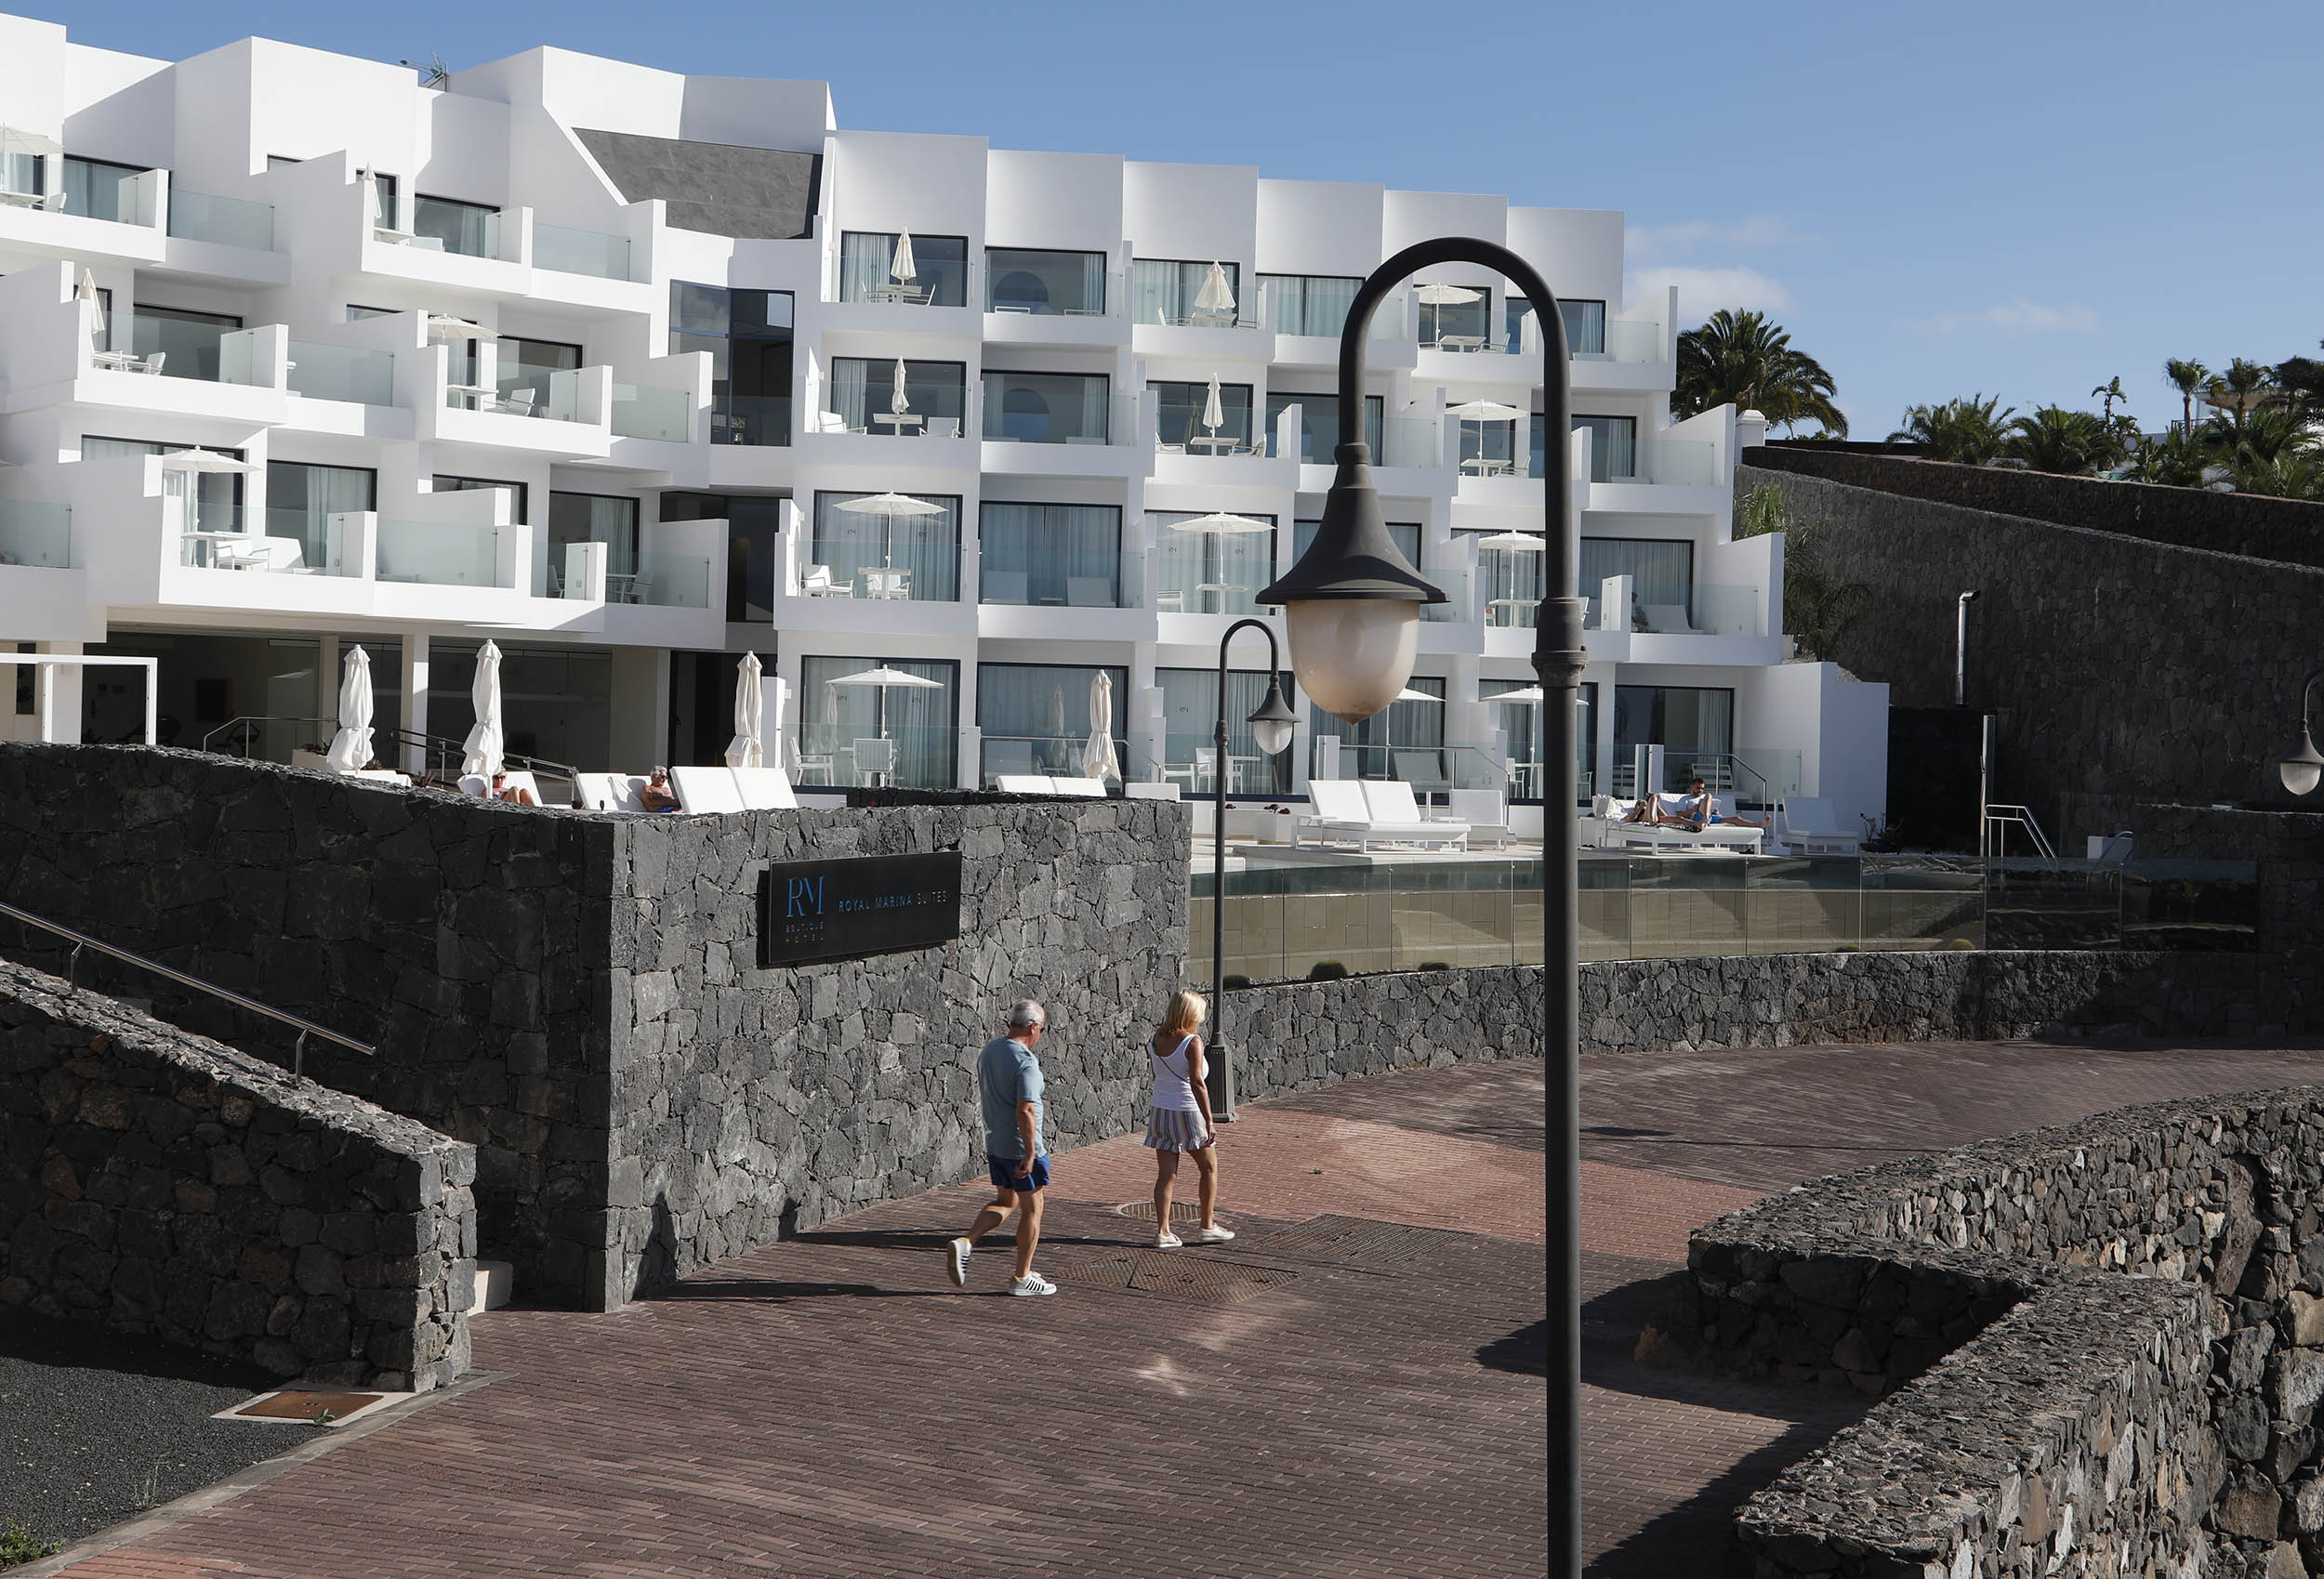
[{"left": 1007, "top": 999, "right": 1047, "bottom": 1031}]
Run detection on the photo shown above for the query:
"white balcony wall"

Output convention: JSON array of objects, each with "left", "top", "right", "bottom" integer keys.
[
  {"left": 1125, "top": 162, "right": 1257, "bottom": 274},
  {"left": 1255, "top": 178, "right": 1385, "bottom": 279}
]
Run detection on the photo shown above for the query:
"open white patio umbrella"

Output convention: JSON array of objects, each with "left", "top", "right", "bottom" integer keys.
[
  {"left": 1081, "top": 670, "right": 1121, "bottom": 784},
  {"left": 837, "top": 490, "right": 944, "bottom": 570},
  {"left": 1415, "top": 281, "right": 1482, "bottom": 343},
  {"left": 325, "top": 645, "right": 375, "bottom": 772},
  {"left": 1448, "top": 399, "right": 1526, "bottom": 422},
  {"left": 890, "top": 230, "right": 918, "bottom": 283},
  {"left": 1476, "top": 531, "right": 1545, "bottom": 552},
  {"left": 724, "top": 651, "right": 764, "bottom": 770},
  {"left": 425, "top": 313, "right": 497, "bottom": 342},
  {"left": 158, "top": 449, "right": 257, "bottom": 475},
  {"left": 1201, "top": 374, "right": 1225, "bottom": 437},
  {"left": 825, "top": 664, "right": 941, "bottom": 743},
  {"left": 1167, "top": 511, "right": 1273, "bottom": 535},
  {"left": 1489, "top": 685, "right": 1546, "bottom": 704},
  {"left": 1193, "top": 261, "right": 1235, "bottom": 317},
  {"left": 1393, "top": 687, "right": 1439, "bottom": 703},
  {"left": 460, "top": 638, "right": 505, "bottom": 779}
]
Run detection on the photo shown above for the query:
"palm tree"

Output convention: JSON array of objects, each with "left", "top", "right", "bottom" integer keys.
[
  {"left": 2127, "top": 423, "right": 2212, "bottom": 488},
  {"left": 2228, "top": 444, "right": 2324, "bottom": 500},
  {"left": 2091, "top": 376, "right": 2130, "bottom": 424},
  {"left": 2002, "top": 406, "right": 2121, "bottom": 475},
  {"left": 2162, "top": 359, "right": 2210, "bottom": 434},
  {"left": 1888, "top": 395, "right": 2015, "bottom": 466},
  {"left": 1675, "top": 309, "right": 1848, "bottom": 437},
  {"left": 2210, "top": 358, "right": 2275, "bottom": 439}
]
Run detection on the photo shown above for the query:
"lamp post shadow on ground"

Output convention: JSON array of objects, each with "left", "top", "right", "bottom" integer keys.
[{"left": 1254, "top": 237, "right": 1580, "bottom": 1574}]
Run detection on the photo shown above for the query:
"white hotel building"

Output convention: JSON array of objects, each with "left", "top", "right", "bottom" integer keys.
[{"left": 0, "top": 14, "right": 1886, "bottom": 829}]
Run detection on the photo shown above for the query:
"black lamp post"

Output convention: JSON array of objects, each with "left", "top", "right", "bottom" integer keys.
[
  {"left": 1206, "top": 618, "right": 1298, "bottom": 1123},
  {"left": 1257, "top": 237, "right": 1580, "bottom": 1576},
  {"left": 2281, "top": 671, "right": 2324, "bottom": 796}
]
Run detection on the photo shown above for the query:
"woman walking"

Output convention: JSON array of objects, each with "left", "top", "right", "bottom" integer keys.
[{"left": 1144, "top": 991, "right": 1235, "bottom": 1249}]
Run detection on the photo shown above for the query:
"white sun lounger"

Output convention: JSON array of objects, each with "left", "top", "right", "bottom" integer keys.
[
  {"left": 669, "top": 765, "right": 746, "bottom": 814},
  {"left": 1776, "top": 796, "right": 1863, "bottom": 855},
  {"left": 1294, "top": 780, "right": 1468, "bottom": 852},
  {"left": 731, "top": 767, "right": 799, "bottom": 810}
]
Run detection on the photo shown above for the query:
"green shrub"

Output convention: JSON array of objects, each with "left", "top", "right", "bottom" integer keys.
[{"left": 0, "top": 1517, "right": 62, "bottom": 1565}]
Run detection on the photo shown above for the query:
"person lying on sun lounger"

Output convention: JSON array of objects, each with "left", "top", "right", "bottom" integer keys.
[
  {"left": 1620, "top": 794, "right": 1701, "bottom": 831},
  {"left": 1683, "top": 778, "right": 1765, "bottom": 830}
]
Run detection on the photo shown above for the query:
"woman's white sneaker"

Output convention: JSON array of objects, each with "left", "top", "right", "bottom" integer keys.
[
  {"left": 1155, "top": 1230, "right": 1183, "bottom": 1249},
  {"left": 944, "top": 1237, "right": 972, "bottom": 1286},
  {"left": 1009, "top": 1271, "right": 1060, "bottom": 1297},
  {"left": 1192, "top": 1226, "right": 1235, "bottom": 1243}
]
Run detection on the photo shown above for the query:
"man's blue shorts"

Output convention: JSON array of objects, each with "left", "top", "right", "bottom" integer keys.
[{"left": 987, "top": 1153, "right": 1050, "bottom": 1192}]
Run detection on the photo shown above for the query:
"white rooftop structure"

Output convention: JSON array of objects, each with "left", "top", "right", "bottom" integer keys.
[{"left": 0, "top": 13, "right": 1885, "bottom": 828}]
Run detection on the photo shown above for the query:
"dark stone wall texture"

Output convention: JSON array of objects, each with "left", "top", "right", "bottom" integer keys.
[
  {"left": 1656, "top": 1084, "right": 2324, "bottom": 1577},
  {"left": 1736, "top": 460, "right": 2324, "bottom": 850},
  {"left": 0, "top": 959, "right": 474, "bottom": 1390}
]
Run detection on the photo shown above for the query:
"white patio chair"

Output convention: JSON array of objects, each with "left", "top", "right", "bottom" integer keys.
[
  {"left": 852, "top": 737, "right": 897, "bottom": 786},
  {"left": 1638, "top": 604, "right": 1700, "bottom": 635},
  {"left": 1443, "top": 788, "right": 1511, "bottom": 849},
  {"left": 1776, "top": 796, "right": 1863, "bottom": 856},
  {"left": 983, "top": 570, "right": 1029, "bottom": 604},
  {"left": 799, "top": 563, "right": 851, "bottom": 598},
  {"left": 495, "top": 387, "right": 538, "bottom": 417},
  {"left": 996, "top": 774, "right": 1056, "bottom": 796},
  {"left": 786, "top": 736, "right": 835, "bottom": 785},
  {"left": 139, "top": 351, "right": 166, "bottom": 375},
  {"left": 1359, "top": 780, "right": 1469, "bottom": 850},
  {"left": 1065, "top": 576, "right": 1112, "bottom": 607}
]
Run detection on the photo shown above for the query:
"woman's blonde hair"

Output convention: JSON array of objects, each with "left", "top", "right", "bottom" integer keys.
[{"left": 1160, "top": 990, "right": 1208, "bottom": 1037}]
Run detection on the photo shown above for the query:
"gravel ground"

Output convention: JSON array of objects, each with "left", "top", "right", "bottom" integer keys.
[{"left": 0, "top": 1315, "right": 323, "bottom": 1559}]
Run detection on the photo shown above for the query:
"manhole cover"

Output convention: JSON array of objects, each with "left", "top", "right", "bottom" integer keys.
[
  {"left": 1249, "top": 1215, "right": 1477, "bottom": 1265},
  {"left": 1113, "top": 1201, "right": 1203, "bottom": 1222},
  {"left": 1051, "top": 1250, "right": 1296, "bottom": 1306},
  {"left": 224, "top": 1389, "right": 384, "bottom": 1425}
]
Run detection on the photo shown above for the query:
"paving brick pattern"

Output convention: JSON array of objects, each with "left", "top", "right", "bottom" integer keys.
[{"left": 53, "top": 1038, "right": 2324, "bottom": 1578}]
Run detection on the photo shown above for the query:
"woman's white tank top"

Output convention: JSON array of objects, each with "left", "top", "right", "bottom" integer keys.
[{"left": 1148, "top": 1033, "right": 1200, "bottom": 1112}]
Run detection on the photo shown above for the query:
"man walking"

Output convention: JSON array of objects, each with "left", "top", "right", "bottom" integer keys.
[{"left": 945, "top": 999, "right": 1059, "bottom": 1297}]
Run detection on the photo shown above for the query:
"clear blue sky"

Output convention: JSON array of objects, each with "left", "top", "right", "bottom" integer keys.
[{"left": 23, "top": 0, "right": 2324, "bottom": 437}]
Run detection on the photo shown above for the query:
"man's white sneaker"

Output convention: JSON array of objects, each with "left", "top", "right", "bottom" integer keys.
[
  {"left": 1192, "top": 1226, "right": 1235, "bottom": 1243},
  {"left": 944, "top": 1237, "right": 972, "bottom": 1287},
  {"left": 1155, "top": 1230, "right": 1183, "bottom": 1249},
  {"left": 1009, "top": 1271, "right": 1060, "bottom": 1297}
]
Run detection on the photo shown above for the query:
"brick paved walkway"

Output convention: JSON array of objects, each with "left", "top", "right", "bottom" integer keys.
[{"left": 46, "top": 1038, "right": 2324, "bottom": 1578}]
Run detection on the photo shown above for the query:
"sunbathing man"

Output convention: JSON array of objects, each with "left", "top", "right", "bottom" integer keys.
[
  {"left": 638, "top": 767, "right": 680, "bottom": 812},
  {"left": 1619, "top": 792, "right": 1701, "bottom": 831},
  {"left": 1683, "top": 778, "right": 1765, "bottom": 830},
  {"left": 488, "top": 771, "right": 539, "bottom": 807}
]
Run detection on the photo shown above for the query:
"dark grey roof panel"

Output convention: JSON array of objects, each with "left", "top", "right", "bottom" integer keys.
[{"left": 574, "top": 128, "right": 820, "bottom": 241}]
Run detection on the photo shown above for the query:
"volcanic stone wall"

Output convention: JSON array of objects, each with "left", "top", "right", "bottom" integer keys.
[
  {"left": 1657, "top": 1085, "right": 2324, "bottom": 1576},
  {"left": 0, "top": 958, "right": 474, "bottom": 1390},
  {"left": 603, "top": 797, "right": 1188, "bottom": 1303},
  {"left": 1735, "top": 460, "right": 2324, "bottom": 846}
]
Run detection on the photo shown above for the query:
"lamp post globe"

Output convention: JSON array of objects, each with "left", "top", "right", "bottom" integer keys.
[
  {"left": 1248, "top": 679, "right": 1297, "bottom": 757},
  {"left": 2287, "top": 674, "right": 2324, "bottom": 796}
]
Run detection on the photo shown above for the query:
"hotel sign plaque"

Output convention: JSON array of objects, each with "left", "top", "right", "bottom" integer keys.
[{"left": 758, "top": 851, "right": 963, "bottom": 967}]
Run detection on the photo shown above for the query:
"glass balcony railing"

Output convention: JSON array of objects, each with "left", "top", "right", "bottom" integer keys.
[
  {"left": 1380, "top": 414, "right": 1440, "bottom": 468},
  {"left": 793, "top": 722, "right": 957, "bottom": 791},
  {"left": 376, "top": 519, "right": 498, "bottom": 586},
  {"left": 978, "top": 550, "right": 1142, "bottom": 610},
  {"left": 1645, "top": 438, "right": 1718, "bottom": 487},
  {"left": 981, "top": 381, "right": 1133, "bottom": 445},
  {"left": 468, "top": 368, "right": 584, "bottom": 423},
  {"left": 985, "top": 260, "right": 1119, "bottom": 318},
  {"left": 712, "top": 393, "right": 791, "bottom": 446},
  {"left": 287, "top": 342, "right": 393, "bottom": 405},
  {"left": 1418, "top": 567, "right": 1470, "bottom": 624},
  {"left": 1605, "top": 321, "right": 1662, "bottom": 363},
  {"left": 1155, "top": 538, "right": 1276, "bottom": 618},
  {"left": 166, "top": 189, "right": 274, "bottom": 250},
  {"left": 1314, "top": 741, "right": 1509, "bottom": 795},
  {"left": 126, "top": 315, "right": 261, "bottom": 385},
  {"left": 61, "top": 158, "right": 139, "bottom": 224},
  {"left": 622, "top": 553, "right": 713, "bottom": 608},
  {"left": 0, "top": 501, "right": 72, "bottom": 568},
  {"left": 796, "top": 525, "right": 961, "bottom": 602},
  {"left": 611, "top": 384, "right": 689, "bottom": 441},
  {"left": 532, "top": 222, "right": 630, "bottom": 281},
  {"left": 412, "top": 197, "right": 501, "bottom": 260},
  {"left": 979, "top": 735, "right": 1144, "bottom": 786}
]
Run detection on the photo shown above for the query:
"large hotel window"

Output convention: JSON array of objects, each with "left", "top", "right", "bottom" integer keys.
[
  {"left": 1133, "top": 258, "right": 1242, "bottom": 327},
  {"left": 432, "top": 475, "right": 528, "bottom": 524},
  {"left": 810, "top": 490, "right": 960, "bottom": 602},
  {"left": 131, "top": 304, "right": 241, "bottom": 382},
  {"left": 976, "top": 662, "right": 1128, "bottom": 783},
  {"left": 799, "top": 655, "right": 958, "bottom": 790},
  {"left": 1260, "top": 274, "right": 1360, "bottom": 338},
  {"left": 1419, "top": 285, "right": 1491, "bottom": 349},
  {"left": 829, "top": 357, "right": 966, "bottom": 438},
  {"left": 497, "top": 336, "right": 582, "bottom": 422},
  {"left": 670, "top": 283, "right": 794, "bottom": 446},
  {"left": 267, "top": 460, "right": 376, "bottom": 570},
  {"left": 985, "top": 248, "right": 1108, "bottom": 316},
  {"left": 838, "top": 231, "right": 968, "bottom": 306},
  {"left": 1486, "top": 678, "right": 1595, "bottom": 799},
  {"left": 659, "top": 492, "right": 783, "bottom": 623},
  {"left": 1310, "top": 673, "right": 1444, "bottom": 788},
  {"left": 982, "top": 371, "right": 1112, "bottom": 444},
  {"left": 413, "top": 194, "right": 499, "bottom": 257},
  {"left": 979, "top": 503, "right": 1125, "bottom": 607},
  {"left": 1501, "top": 297, "right": 1606, "bottom": 357},
  {"left": 1153, "top": 508, "right": 1274, "bottom": 618},
  {"left": 86, "top": 436, "right": 243, "bottom": 533},
  {"left": 1265, "top": 391, "right": 1382, "bottom": 462},
  {"left": 1579, "top": 537, "right": 1693, "bottom": 625},
  {"left": 548, "top": 493, "right": 641, "bottom": 582},
  {"left": 1572, "top": 414, "right": 1638, "bottom": 481},
  {"left": 1613, "top": 685, "right": 1734, "bottom": 796},
  {"left": 1151, "top": 379, "right": 1253, "bottom": 451},
  {"left": 1157, "top": 667, "right": 1293, "bottom": 796}
]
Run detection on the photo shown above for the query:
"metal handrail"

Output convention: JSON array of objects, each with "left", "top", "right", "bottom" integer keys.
[
  {"left": 200, "top": 715, "right": 581, "bottom": 798},
  {"left": 0, "top": 899, "right": 374, "bottom": 1074}
]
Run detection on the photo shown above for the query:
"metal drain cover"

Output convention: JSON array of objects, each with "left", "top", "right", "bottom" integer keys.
[
  {"left": 1052, "top": 1249, "right": 1296, "bottom": 1305},
  {"left": 1250, "top": 1215, "right": 1477, "bottom": 1265},
  {"left": 1113, "top": 1201, "right": 1203, "bottom": 1222}
]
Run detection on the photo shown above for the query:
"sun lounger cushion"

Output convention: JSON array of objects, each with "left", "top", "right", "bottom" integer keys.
[
  {"left": 670, "top": 765, "right": 746, "bottom": 814},
  {"left": 731, "top": 766, "right": 799, "bottom": 810}
]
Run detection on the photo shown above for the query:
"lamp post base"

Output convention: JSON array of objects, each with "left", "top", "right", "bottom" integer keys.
[{"left": 1207, "top": 1037, "right": 1237, "bottom": 1124}]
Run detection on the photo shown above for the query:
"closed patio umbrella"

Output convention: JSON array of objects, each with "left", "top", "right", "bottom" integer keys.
[
  {"left": 890, "top": 230, "right": 918, "bottom": 283},
  {"left": 766, "top": 675, "right": 790, "bottom": 775},
  {"left": 325, "top": 645, "right": 375, "bottom": 772},
  {"left": 724, "top": 651, "right": 764, "bottom": 770},
  {"left": 76, "top": 269, "right": 102, "bottom": 339},
  {"left": 460, "top": 638, "right": 505, "bottom": 779},
  {"left": 1201, "top": 374, "right": 1225, "bottom": 436},
  {"left": 1082, "top": 670, "right": 1121, "bottom": 784},
  {"left": 891, "top": 357, "right": 912, "bottom": 415},
  {"left": 1193, "top": 261, "right": 1235, "bottom": 316}
]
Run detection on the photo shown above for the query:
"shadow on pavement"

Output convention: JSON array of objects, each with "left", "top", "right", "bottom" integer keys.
[{"left": 1478, "top": 1317, "right": 1547, "bottom": 1375}]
